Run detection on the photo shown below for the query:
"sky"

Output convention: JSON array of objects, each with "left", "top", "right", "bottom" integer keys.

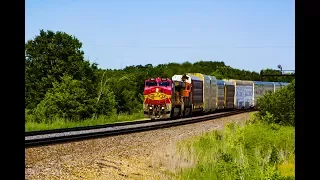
[{"left": 25, "top": 0, "right": 295, "bottom": 73}]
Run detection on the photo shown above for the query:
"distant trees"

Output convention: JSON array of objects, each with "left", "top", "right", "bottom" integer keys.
[
  {"left": 25, "top": 29, "right": 294, "bottom": 122},
  {"left": 260, "top": 68, "right": 295, "bottom": 82}
]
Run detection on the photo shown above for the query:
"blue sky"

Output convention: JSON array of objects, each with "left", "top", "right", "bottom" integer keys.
[{"left": 26, "top": 0, "right": 295, "bottom": 73}]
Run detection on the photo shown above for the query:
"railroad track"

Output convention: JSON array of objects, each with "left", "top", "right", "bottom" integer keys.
[{"left": 25, "top": 109, "right": 255, "bottom": 148}]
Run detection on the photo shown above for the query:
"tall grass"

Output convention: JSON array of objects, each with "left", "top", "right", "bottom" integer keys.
[
  {"left": 172, "top": 120, "right": 294, "bottom": 180},
  {"left": 25, "top": 112, "right": 144, "bottom": 132}
]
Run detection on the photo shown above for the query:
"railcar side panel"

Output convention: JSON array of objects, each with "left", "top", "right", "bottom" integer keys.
[
  {"left": 253, "top": 81, "right": 274, "bottom": 107},
  {"left": 273, "top": 82, "right": 281, "bottom": 92},
  {"left": 208, "top": 75, "right": 217, "bottom": 111},
  {"left": 273, "top": 82, "right": 290, "bottom": 92},
  {"left": 179, "top": 74, "right": 203, "bottom": 111},
  {"left": 191, "top": 79, "right": 203, "bottom": 111},
  {"left": 187, "top": 73, "right": 211, "bottom": 112},
  {"left": 227, "top": 79, "right": 253, "bottom": 109},
  {"left": 280, "top": 82, "right": 290, "bottom": 88},
  {"left": 216, "top": 80, "right": 225, "bottom": 109},
  {"left": 224, "top": 81, "right": 235, "bottom": 109}
]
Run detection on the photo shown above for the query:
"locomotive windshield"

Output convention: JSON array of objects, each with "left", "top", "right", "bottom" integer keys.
[
  {"left": 146, "top": 81, "right": 157, "bottom": 86},
  {"left": 159, "top": 82, "right": 170, "bottom": 87}
]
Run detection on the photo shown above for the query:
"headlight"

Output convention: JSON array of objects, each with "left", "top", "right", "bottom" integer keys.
[
  {"left": 149, "top": 107, "right": 153, "bottom": 109},
  {"left": 161, "top": 107, "right": 165, "bottom": 109}
]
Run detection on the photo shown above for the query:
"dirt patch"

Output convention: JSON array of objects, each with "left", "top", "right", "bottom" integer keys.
[{"left": 25, "top": 112, "right": 252, "bottom": 179}]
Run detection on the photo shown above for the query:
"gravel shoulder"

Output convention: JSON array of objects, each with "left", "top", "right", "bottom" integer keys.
[{"left": 25, "top": 112, "right": 252, "bottom": 180}]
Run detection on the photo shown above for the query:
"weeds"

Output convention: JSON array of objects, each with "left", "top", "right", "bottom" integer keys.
[{"left": 173, "top": 119, "right": 294, "bottom": 180}]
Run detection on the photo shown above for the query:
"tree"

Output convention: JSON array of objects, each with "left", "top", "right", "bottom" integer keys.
[
  {"left": 25, "top": 29, "right": 97, "bottom": 109},
  {"left": 109, "top": 75, "right": 143, "bottom": 114}
]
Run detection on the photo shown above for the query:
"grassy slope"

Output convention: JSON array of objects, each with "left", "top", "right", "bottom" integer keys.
[{"left": 172, "top": 116, "right": 294, "bottom": 180}]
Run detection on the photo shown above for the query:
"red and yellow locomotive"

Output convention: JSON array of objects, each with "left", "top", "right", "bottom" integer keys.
[
  {"left": 143, "top": 77, "right": 172, "bottom": 119},
  {"left": 143, "top": 75, "right": 195, "bottom": 120}
]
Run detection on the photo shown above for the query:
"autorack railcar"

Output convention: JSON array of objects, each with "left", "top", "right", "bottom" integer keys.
[
  {"left": 226, "top": 79, "right": 254, "bottom": 109},
  {"left": 253, "top": 81, "right": 274, "bottom": 108},
  {"left": 187, "top": 73, "right": 215, "bottom": 113}
]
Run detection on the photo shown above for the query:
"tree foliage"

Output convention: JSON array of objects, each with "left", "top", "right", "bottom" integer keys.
[
  {"left": 25, "top": 29, "right": 97, "bottom": 109},
  {"left": 260, "top": 68, "right": 295, "bottom": 82},
  {"left": 257, "top": 80, "right": 295, "bottom": 126}
]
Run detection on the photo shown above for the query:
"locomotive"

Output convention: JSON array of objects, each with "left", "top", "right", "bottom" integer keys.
[
  {"left": 143, "top": 75, "right": 198, "bottom": 119},
  {"left": 143, "top": 77, "right": 172, "bottom": 119},
  {"left": 143, "top": 73, "right": 290, "bottom": 120}
]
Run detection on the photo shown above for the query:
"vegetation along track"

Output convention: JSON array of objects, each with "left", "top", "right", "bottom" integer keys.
[{"left": 25, "top": 109, "right": 255, "bottom": 148}]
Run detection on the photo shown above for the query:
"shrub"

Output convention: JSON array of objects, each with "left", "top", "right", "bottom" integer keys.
[
  {"left": 257, "top": 80, "right": 295, "bottom": 126},
  {"left": 32, "top": 75, "right": 116, "bottom": 122}
]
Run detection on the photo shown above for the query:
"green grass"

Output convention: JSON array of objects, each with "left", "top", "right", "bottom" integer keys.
[
  {"left": 172, "top": 118, "right": 295, "bottom": 180},
  {"left": 25, "top": 112, "right": 145, "bottom": 132}
]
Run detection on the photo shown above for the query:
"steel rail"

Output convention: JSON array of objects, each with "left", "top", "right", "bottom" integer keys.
[
  {"left": 25, "top": 109, "right": 255, "bottom": 148},
  {"left": 25, "top": 118, "right": 167, "bottom": 136},
  {"left": 25, "top": 109, "right": 232, "bottom": 136}
]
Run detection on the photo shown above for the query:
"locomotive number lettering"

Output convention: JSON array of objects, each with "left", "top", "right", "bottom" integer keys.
[{"left": 147, "top": 92, "right": 169, "bottom": 100}]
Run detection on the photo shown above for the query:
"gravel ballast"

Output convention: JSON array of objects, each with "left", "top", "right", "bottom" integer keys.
[{"left": 25, "top": 112, "right": 252, "bottom": 180}]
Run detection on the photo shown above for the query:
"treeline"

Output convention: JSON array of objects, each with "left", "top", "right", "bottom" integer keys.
[{"left": 25, "top": 30, "right": 294, "bottom": 122}]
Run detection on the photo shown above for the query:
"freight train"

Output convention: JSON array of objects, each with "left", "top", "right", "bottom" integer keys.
[{"left": 143, "top": 73, "right": 290, "bottom": 120}]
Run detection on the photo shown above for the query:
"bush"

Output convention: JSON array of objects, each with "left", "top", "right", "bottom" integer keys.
[
  {"left": 257, "top": 80, "right": 295, "bottom": 126},
  {"left": 32, "top": 75, "right": 116, "bottom": 122}
]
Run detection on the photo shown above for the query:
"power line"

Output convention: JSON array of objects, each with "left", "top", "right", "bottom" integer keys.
[{"left": 83, "top": 45, "right": 295, "bottom": 49}]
